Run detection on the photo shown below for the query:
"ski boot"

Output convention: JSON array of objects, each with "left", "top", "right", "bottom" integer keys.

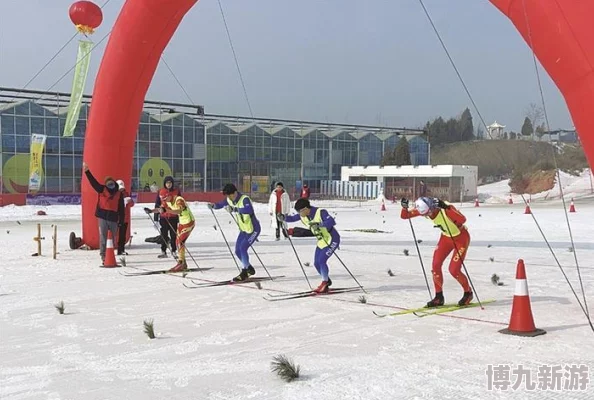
[
  {"left": 313, "top": 281, "right": 330, "bottom": 294},
  {"left": 426, "top": 292, "right": 445, "bottom": 308},
  {"left": 247, "top": 265, "right": 256, "bottom": 277},
  {"left": 233, "top": 269, "right": 250, "bottom": 282},
  {"left": 169, "top": 261, "right": 188, "bottom": 273},
  {"left": 158, "top": 251, "right": 167, "bottom": 259},
  {"left": 458, "top": 291, "right": 473, "bottom": 306}
]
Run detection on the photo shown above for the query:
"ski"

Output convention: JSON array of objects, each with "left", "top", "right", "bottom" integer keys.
[
  {"left": 263, "top": 287, "right": 362, "bottom": 301},
  {"left": 373, "top": 299, "right": 495, "bottom": 318},
  {"left": 183, "top": 275, "right": 285, "bottom": 289},
  {"left": 119, "top": 267, "right": 212, "bottom": 276},
  {"left": 412, "top": 299, "right": 495, "bottom": 317},
  {"left": 373, "top": 303, "right": 464, "bottom": 318}
]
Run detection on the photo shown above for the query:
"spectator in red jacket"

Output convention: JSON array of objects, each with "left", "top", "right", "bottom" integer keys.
[
  {"left": 154, "top": 176, "right": 181, "bottom": 258},
  {"left": 300, "top": 183, "right": 311, "bottom": 199},
  {"left": 82, "top": 162, "right": 124, "bottom": 265},
  {"left": 116, "top": 179, "right": 135, "bottom": 255}
]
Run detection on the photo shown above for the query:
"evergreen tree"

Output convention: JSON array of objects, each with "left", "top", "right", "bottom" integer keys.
[
  {"left": 459, "top": 108, "right": 474, "bottom": 141},
  {"left": 521, "top": 117, "right": 534, "bottom": 137},
  {"left": 394, "top": 137, "right": 411, "bottom": 165},
  {"left": 509, "top": 131, "right": 517, "bottom": 140},
  {"left": 535, "top": 123, "right": 547, "bottom": 138}
]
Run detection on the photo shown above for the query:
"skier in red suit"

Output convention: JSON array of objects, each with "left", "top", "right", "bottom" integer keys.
[{"left": 400, "top": 196, "right": 473, "bottom": 307}]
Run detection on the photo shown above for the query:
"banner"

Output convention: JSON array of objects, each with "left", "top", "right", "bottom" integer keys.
[
  {"left": 28, "top": 134, "right": 47, "bottom": 193},
  {"left": 26, "top": 193, "right": 138, "bottom": 206},
  {"left": 63, "top": 40, "right": 93, "bottom": 137}
]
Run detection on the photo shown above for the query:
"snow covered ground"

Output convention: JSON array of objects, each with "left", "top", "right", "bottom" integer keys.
[
  {"left": 1, "top": 196, "right": 594, "bottom": 399},
  {"left": 478, "top": 169, "right": 594, "bottom": 204}
]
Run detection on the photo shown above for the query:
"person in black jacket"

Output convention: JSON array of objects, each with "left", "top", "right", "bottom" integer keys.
[
  {"left": 154, "top": 176, "right": 181, "bottom": 258},
  {"left": 82, "top": 162, "right": 125, "bottom": 264}
]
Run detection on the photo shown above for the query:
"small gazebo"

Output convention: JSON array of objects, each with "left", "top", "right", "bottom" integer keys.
[{"left": 487, "top": 121, "right": 506, "bottom": 139}]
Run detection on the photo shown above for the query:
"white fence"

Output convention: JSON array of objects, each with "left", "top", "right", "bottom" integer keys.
[{"left": 320, "top": 180, "right": 383, "bottom": 200}]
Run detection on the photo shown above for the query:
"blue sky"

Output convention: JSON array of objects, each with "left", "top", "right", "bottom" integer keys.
[{"left": 0, "top": 0, "right": 573, "bottom": 133}]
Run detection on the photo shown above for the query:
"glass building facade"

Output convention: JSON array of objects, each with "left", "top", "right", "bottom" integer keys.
[{"left": 0, "top": 89, "right": 429, "bottom": 198}]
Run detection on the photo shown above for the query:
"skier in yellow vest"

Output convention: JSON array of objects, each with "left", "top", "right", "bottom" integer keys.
[
  {"left": 144, "top": 193, "right": 195, "bottom": 272},
  {"left": 208, "top": 183, "right": 261, "bottom": 282},
  {"left": 280, "top": 198, "right": 339, "bottom": 293},
  {"left": 400, "top": 196, "right": 472, "bottom": 307}
]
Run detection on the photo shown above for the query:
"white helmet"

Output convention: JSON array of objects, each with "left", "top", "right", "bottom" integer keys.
[
  {"left": 116, "top": 179, "right": 125, "bottom": 190},
  {"left": 415, "top": 197, "right": 433, "bottom": 216}
]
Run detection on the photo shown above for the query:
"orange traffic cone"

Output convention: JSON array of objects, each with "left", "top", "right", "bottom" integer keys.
[
  {"left": 381, "top": 199, "right": 386, "bottom": 211},
  {"left": 508, "top": 194, "right": 513, "bottom": 205},
  {"left": 524, "top": 200, "right": 531, "bottom": 214},
  {"left": 102, "top": 231, "right": 119, "bottom": 268},
  {"left": 474, "top": 198, "right": 479, "bottom": 207},
  {"left": 569, "top": 198, "right": 576, "bottom": 213},
  {"left": 499, "top": 260, "right": 546, "bottom": 337}
]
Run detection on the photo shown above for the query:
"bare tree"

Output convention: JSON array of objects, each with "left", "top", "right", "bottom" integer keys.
[{"left": 524, "top": 103, "right": 544, "bottom": 139}]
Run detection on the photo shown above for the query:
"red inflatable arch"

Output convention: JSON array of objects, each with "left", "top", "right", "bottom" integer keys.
[
  {"left": 81, "top": 0, "right": 593, "bottom": 248},
  {"left": 490, "top": 0, "right": 594, "bottom": 168},
  {"left": 82, "top": 0, "right": 198, "bottom": 248}
]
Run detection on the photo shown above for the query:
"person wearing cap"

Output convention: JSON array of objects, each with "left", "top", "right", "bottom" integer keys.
[
  {"left": 145, "top": 192, "right": 195, "bottom": 272},
  {"left": 82, "top": 162, "right": 125, "bottom": 265},
  {"left": 268, "top": 181, "right": 291, "bottom": 241},
  {"left": 300, "top": 183, "right": 311, "bottom": 199},
  {"left": 400, "top": 196, "right": 473, "bottom": 307},
  {"left": 279, "top": 198, "right": 339, "bottom": 293},
  {"left": 208, "top": 183, "right": 261, "bottom": 282},
  {"left": 155, "top": 176, "right": 181, "bottom": 259},
  {"left": 115, "top": 179, "right": 135, "bottom": 255}
]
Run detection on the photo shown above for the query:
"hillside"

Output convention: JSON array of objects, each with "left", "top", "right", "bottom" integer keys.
[{"left": 430, "top": 140, "right": 589, "bottom": 181}]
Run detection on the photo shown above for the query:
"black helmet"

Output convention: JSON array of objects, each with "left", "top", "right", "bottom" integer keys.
[
  {"left": 294, "top": 198, "right": 310, "bottom": 211},
  {"left": 222, "top": 183, "right": 238, "bottom": 195}
]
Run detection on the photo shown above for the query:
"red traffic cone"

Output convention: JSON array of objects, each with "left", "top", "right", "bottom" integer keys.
[
  {"left": 569, "top": 198, "right": 576, "bottom": 213},
  {"left": 102, "top": 231, "right": 119, "bottom": 268},
  {"left": 524, "top": 200, "right": 531, "bottom": 214},
  {"left": 508, "top": 194, "right": 513, "bottom": 205},
  {"left": 499, "top": 260, "right": 546, "bottom": 337},
  {"left": 474, "top": 198, "right": 479, "bottom": 207},
  {"left": 381, "top": 199, "right": 386, "bottom": 211}
]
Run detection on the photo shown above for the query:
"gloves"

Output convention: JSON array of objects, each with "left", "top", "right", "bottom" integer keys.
[
  {"left": 225, "top": 205, "right": 238, "bottom": 213},
  {"left": 207, "top": 203, "right": 214, "bottom": 210},
  {"left": 143, "top": 207, "right": 152, "bottom": 214},
  {"left": 400, "top": 198, "right": 409, "bottom": 208},
  {"left": 276, "top": 214, "right": 285, "bottom": 222},
  {"left": 432, "top": 198, "right": 448, "bottom": 209},
  {"left": 124, "top": 197, "right": 131, "bottom": 206},
  {"left": 310, "top": 222, "right": 321, "bottom": 234}
]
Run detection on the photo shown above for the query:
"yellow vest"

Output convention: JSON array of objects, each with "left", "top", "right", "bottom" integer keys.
[
  {"left": 227, "top": 195, "right": 254, "bottom": 233},
  {"left": 300, "top": 208, "right": 332, "bottom": 249},
  {"left": 167, "top": 196, "right": 194, "bottom": 225},
  {"left": 429, "top": 205, "right": 463, "bottom": 237}
]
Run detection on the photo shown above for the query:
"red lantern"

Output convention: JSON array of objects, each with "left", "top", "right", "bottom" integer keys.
[{"left": 69, "top": 1, "right": 103, "bottom": 35}]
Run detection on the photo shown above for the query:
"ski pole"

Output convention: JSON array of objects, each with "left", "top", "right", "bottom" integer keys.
[
  {"left": 438, "top": 208, "right": 483, "bottom": 309},
  {"left": 407, "top": 217, "right": 432, "bottom": 300},
  {"left": 278, "top": 217, "right": 312, "bottom": 290},
  {"left": 143, "top": 211, "right": 178, "bottom": 261},
  {"left": 209, "top": 207, "right": 242, "bottom": 273},
  {"left": 226, "top": 208, "right": 273, "bottom": 280},
  {"left": 161, "top": 216, "right": 202, "bottom": 271}
]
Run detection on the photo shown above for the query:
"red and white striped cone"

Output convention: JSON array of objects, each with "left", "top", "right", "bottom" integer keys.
[
  {"left": 474, "top": 198, "right": 480, "bottom": 207},
  {"left": 508, "top": 194, "right": 513, "bottom": 205},
  {"left": 524, "top": 199, "right": 531, "bottom": 214},
  {"left": 499, "top": 259, "right": 546, "bottom": 337},
  {"left": 569, "top": 198, "right": 576, "bottom": 213},
  {"left": 381, "top": 199, "right": 386, "bottom": 211},
  {"left": 101, "top": 231, "right": 120, "bottom": 268}
]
